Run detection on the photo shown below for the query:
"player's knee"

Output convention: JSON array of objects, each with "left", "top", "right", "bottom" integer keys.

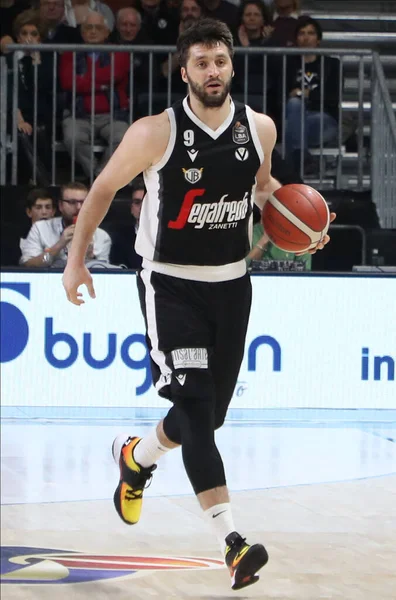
[{"left": 173, "top": 393, "right": 214, "bottom": 441}]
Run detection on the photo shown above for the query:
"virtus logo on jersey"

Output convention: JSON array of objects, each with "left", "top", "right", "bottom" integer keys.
[
  {"left": 183, "top": 167, "right": 203, "bottom": 184},
  {"left": 168, "top": 190, "right": 250, "bottom": 230}
]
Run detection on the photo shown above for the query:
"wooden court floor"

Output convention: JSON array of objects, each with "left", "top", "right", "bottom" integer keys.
[{"left": 1, "top": 420, "right": 396, "bottom": 599}]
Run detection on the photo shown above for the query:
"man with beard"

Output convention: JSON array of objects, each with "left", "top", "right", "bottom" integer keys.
[
  {"left": 21, "top": 181, "right": 111, "bottom": 267},
  {"left": 62, "top": 19, "right": 334, "bottom": 591}
]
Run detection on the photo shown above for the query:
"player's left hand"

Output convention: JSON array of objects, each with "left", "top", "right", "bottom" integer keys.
[{"left": 295, "top": 212, "right": 336, "bottom": 255}]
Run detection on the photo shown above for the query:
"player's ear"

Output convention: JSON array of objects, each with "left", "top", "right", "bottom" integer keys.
[
  {"left": 181, "top": 67, "right": 188, "bottom": 83},
  {"left": 232, "top": 70, "right": 234, "bottom": 77}
]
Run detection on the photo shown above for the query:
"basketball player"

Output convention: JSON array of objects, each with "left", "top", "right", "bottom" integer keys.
[{"left": 63, "top": 19, "right": 335, "bottom": 590}]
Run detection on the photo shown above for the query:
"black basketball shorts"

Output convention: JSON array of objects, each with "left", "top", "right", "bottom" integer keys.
[{"left": 136, "top": 269, "right": 252, "bottom": 409}]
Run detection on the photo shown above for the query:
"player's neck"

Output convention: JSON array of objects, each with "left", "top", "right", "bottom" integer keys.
[{"left": 188, "top": 94, "right": 232, "bottom": 130}]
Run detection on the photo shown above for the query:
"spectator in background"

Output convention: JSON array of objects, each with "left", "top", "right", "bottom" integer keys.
[
  {"left": 201, "top": 0, "right": 238, "bottom": 32},
  {"left": 233, "top": 0, "right": 278, "bottom": 115},
  {"left": 160, "top": 0, "right": 203, "bottom": 93},
  {"left": 136, "top": 0, "right": 179, "bottom": 45},
  {"left": 235, "top": 0, "right": 273, "bottom": 47},
  {"left": 64, "top": 0, "right": 115, "bottom": 30},
  {"left": 109, "top": 177, "right": 145, "bottom": 269},
  {"left": 38, "top": 0, "right": 82, "bottom": 42},
  {"left": 1, "top": 0, "right": 82, "bottom": 51},
  {"left": 284, "top": 16, "right": 340, "bottom": 172},
  {"left": 246, "top": 222, "right": 312, "bottom": 271},
  {"left": 11, "top": 10, "right": 54, "bottom": 185},
  {"left": 60, "top": 11, "right": 129, "bottom": 179},
  {"left": 110, "top": 7, "right": 152, "bottom": 96},
  {"left": 0, "top": 0, "right": 31, "bottom": 54},
  {"left": 112, "top": 7, "right": 151, "bottom": 45},
  {"left": 25, "top": 187, "right": 56, "bottom": 223},
  {"left": 246, "top": 144, "right": 311, "bottom": 271},
  {"left": 20, "top": 187, "right": 56, "bottom": 253},
  {"left": 269, "top": 0, "right": 299, "bottom": 47},
  {"left": 20, "top": 181, "right": 111, "bottom": 267}
]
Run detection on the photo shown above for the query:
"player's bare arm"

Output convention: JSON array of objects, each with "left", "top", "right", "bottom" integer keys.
[
  {"left": 252, "top": 112, "right": 281, "bottom": 211},
  {"left": 63, "top": 112, "right": 170, "bottom": 305}
]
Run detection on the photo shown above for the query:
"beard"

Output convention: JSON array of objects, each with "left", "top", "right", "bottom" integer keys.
[{"left": 186, "top": 73, "right": 232, "bottom": 108}]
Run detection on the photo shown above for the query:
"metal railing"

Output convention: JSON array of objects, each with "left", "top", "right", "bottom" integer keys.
[
  {"left": 1, "top": 43, "right": 377, "bottom": 191},
  {"left": 1, "top": 43, "right": 395, "bottom": 210},
  {"left": 371, "top": 52, "right": 396, "bottom": 229}
]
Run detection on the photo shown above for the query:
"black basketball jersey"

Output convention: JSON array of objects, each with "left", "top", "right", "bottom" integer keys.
[{"left": 136, "top": 97, "right": 263, "bottom": 269}]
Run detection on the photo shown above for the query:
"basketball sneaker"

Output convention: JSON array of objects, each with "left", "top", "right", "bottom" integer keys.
[
  {"left": 224, "top": 531, "right": 268, "bottom": 590},
  {"left": 112, "top": 434, "right": 157, "bottom": 525}
]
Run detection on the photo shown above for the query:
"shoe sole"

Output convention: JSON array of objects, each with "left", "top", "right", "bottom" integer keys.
[
  {"left": 112, "top": 432, "right": 130, "bottom": 466},
  {"left": 231, "top": 544, "right": 269, "bottom": 591}
]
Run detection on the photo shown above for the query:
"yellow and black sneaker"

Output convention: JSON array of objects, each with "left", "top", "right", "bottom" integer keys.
[
  {"left": 225, "top": 531, "right": 268, "bottom": 591},
  {"left": 112, "top": 434, "right": 157, "bottom": 525}
]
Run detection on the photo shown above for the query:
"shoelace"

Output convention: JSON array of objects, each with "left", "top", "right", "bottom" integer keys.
[
  {"left": 226, "top": 536, "right": 247, "bottom": 558},
  {"left": 124, "top": 467, "right": 156, "bottom": 501}
]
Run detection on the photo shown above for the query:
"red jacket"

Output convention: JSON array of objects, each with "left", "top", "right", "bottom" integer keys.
[{"left": 60, "top": 51, "right": 130, "bottom": 114}]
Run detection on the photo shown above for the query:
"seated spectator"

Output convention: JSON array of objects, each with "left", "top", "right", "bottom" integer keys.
[
  {"left": 20, "top": 181, "right": 111, "bottom": 267},
  {"left": 136, "top": 0, "right": 179, "bottom": 45},
  {"left": 0, "top": 0, "right": 31, "bottom": 54},
  {"left": 268, "top": 0, "right": 299, "bottom": 47},
  {"left": 201, "top": 0, "right": 238, "bottom": 32},
  {"left": 1, "top": 0, "right": 31, "bottom": 54},
  {"left": 111, "top": 7, "right": 152, "bottom": 45},
  {"left": 284, "top": 16, "right": 340, "bottom": 172},
  {"left": 246, "top": 145, "right": 311, "bottom": 270},
  {"left": 160, "top": 0, "right": 203, "bottom": 94},
  {"left": 110, "top": 7, "right": 153, "bottom": 95},
  {"left": 1, "top": 0, "right": 82, "bottom": 53},
  {"left": 11, "top": 10, "right": 54, "bottom": 185},
  {"left": 246, "top": 223, "right": 312, "bottom": 271},
  {"left": 20, "top": 187, "right": 56, "bottom": 253},
  {"left": 233, "top": 0, "right": 277, "bottom": 114},
  {"left": 235, "top": 0, "right": 273, "bottom": 48},
  {"left": 60, "top": 11, "right": 129, "bottom": 179},
  {"left": 38, "top": 0, "right": 82, "bottom": 42},
  {"left": 64, "top": 0, "right": 115, "bottom": 31},
  {"left": 109, "top": 177, "right": 145, "bottom": 269}
]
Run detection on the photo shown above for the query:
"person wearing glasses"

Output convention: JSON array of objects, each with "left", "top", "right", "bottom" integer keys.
[{"left": 20, "top": 182, "right": 111, "bottom": 267}]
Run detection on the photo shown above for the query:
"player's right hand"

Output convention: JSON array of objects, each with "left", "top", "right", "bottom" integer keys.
[{"left": 62, "top": 263, "right": 96, "bottom": 306}]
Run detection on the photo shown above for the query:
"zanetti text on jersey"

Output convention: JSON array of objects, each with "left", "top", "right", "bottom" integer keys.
[{"left": 168, "top": 191, "right": 250, "bottom": 230}]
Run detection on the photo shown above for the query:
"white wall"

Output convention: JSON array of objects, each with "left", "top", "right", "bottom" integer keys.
[{"left": 1, "top": 272, "right": 395, "bottom": 409}]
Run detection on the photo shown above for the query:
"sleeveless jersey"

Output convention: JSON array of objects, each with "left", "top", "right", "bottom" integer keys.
[{"left": 136, "top": 97, "right": 264, "bottom": 268}]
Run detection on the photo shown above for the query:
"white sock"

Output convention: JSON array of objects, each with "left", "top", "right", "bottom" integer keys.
[
  {"left": 133, "top": 427, "right": 172, "bottom": 468},
  {"left": 204, "top": 503, "right": 236, "bottom": 556}
]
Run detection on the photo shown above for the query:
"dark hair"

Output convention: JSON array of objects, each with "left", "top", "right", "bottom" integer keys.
[
  {"left": 177, "top": 18, "right": 234, "bottom": 68},
  {"left": 131, "top": 175, "right": 146, "bottom": 196},
  {"left": 26, "top": 187, "right": 54, "bottom": 210},
  {"left": 13, "top": 9, "right": 45, "bottom": 40},
  {"left": 60, "top": 181, "right": 89, "bottom": 200},
  {"left": 180, "top": 0, "right": 204, "bottom": 13},
  {"left": 239, "top": 0, "right": 271, "bottom": 26},
  {"left": 295, "top": 16, "right": 322, "bottom": 41}
]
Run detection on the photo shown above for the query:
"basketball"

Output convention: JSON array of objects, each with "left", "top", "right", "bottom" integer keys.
[{"left": 261, "top": 184, "right": 330, "bottom": 253}]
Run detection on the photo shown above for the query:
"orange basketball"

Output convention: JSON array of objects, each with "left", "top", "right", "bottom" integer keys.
[{"left": 261, "top": 184, "right": 330, "bottom": 253}]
